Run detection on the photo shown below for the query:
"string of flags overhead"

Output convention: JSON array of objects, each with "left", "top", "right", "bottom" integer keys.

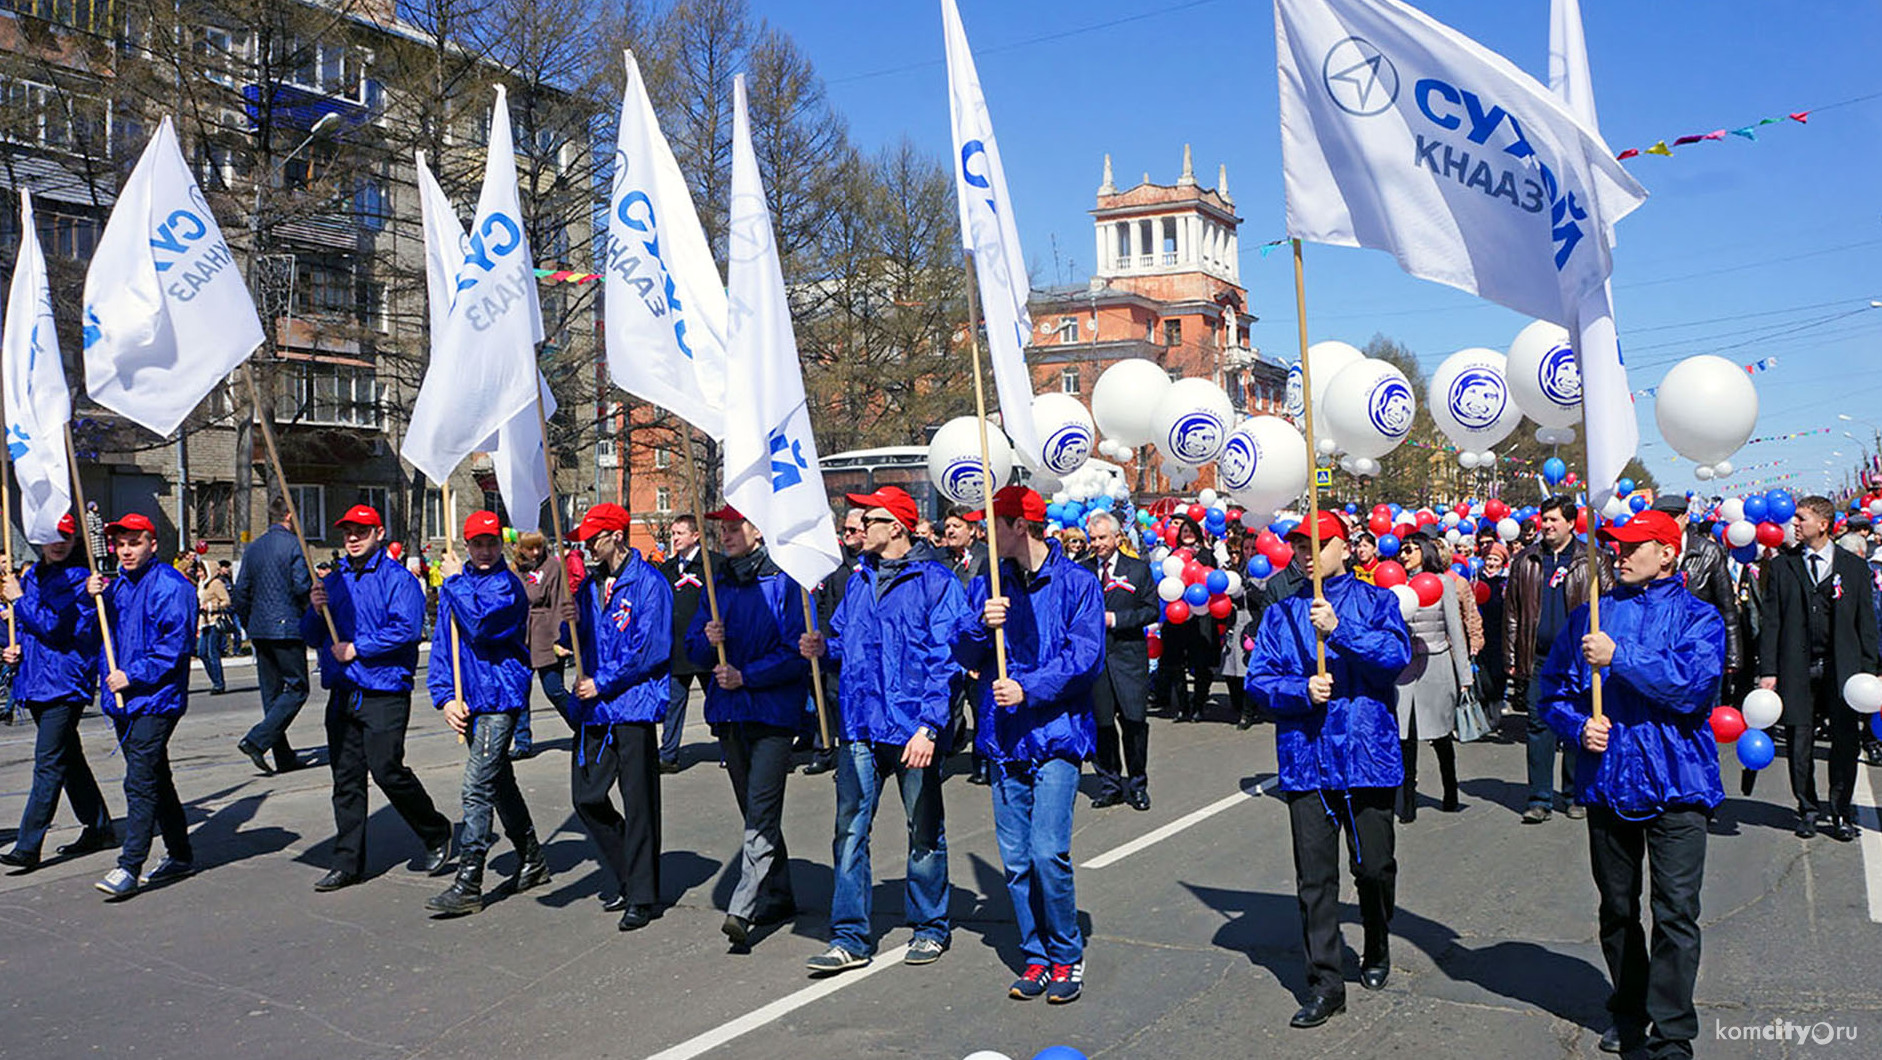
[
  {"left": 1633, "top": 356, "right": 1777, "bottom": 398},
  {"left": 1616, "top": 112, "right": 1808, "bottom": 161}
]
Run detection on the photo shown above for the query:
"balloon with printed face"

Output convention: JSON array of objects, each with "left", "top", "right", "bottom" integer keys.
[
  {"left": 1091, "top": 359, "right": 1172, "bottom": 448},
  {"left": 1428, "top": 347, "right": 1523, "bottom": 454},
  {"left": 1152, "top": 379, "right": 1234, "bottom": 468},
  {"left": 1218, "top": 415, "right": 1309, "bottom": 512},
  {"left": 1506, "top": 320, "right": 1580, "bottom": 428},
  {"left": 1030, "top": 393, "right": 1096, "bottom": 476},
  {"left": 1290, "top": 340, "right": 1366, "bottom": 426},
  {"left": 927, "top": 416, "right": 1013, "bottom": 505},
  {"left": 1322, "top": 359, "right": 1416, "bottom": 461}
]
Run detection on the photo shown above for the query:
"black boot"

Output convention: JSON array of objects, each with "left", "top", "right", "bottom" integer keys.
[
  {"left": 426, "top": 852, "right": 485, "bottom": 916},
  {"left": 511, "top": 831, "right": 551, "bottom": 893},
  {"left": 1435, "top": 737, "right": 1460, "bottom": 812}
]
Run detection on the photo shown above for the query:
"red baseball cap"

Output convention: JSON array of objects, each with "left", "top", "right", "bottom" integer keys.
[
  {"left": 334, "top": 504, "right": 383, "bottom": 529},
  {"left": 1600, "top": 510, "right": 1683, "bottom": 554},
  {"left": 463, "top": 510, "right": 502, "bottom": 540},
  {"left": 845, "top": 487, "right": 919, "bottom": 531},
  {"left": 1284, "top": 511, "right": 1350, "bottom": 545},
  {"left": 57, "top": 512, "right": 76, "bottom": 537},
  {"left": 571, "top": 502, "right": 632, "bottom": 542},
  {"left": 989, "top": 485, "right": 1047, "bottom": 523},
  {"left": 961, "top": 510, "right": 984, "bottom": 523},
  {"left": 703, "top": 504, "right": 746, "bottom": 523},
  {"left": 105, "top": 512, "right": 156, "bottom": 536}
]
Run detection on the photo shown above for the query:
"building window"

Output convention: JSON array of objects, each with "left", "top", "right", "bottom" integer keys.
[
  {"left": 1137, "top": 219, "right": 1154, "bottom": 269},
  {"left": 481, "top": 489, "right": 510, "bottom": 524},
  {"left": 1164, "top": 319, "right": 1182, "bottom": 346},
  {"left": 423, "top": 487, "right": 443, "bottom": 540},
  {"left": 1114, "top": 222, "right": 1129, "bottom": 268},
  {"left": 295, "top": 260, "right": 355, "bottom": 317},
  {"left": 290, "top": 485, "right": 325, "bottom": 540},
  {"left": 655, "top": 487, "right": 671, "bottom": 513},
  {"left": 280, "top": 363, "right": 383, "bottom": 429},
  {"left": 44, "top": 212, "right": 99, "bottom": 259},
  {"left": 597, "top": 437, "right": 618, "bottom": 468},
  {"left": 1059, "top": 368, "right": 1080, "bottom": 395},
  {"left": 0, "top": 77, "right": 110, "bottom": 157},
  {"left": 11, "top": 0, "right": 116, "bottom": 35},
  {"left": 194, "top": 482, "right": 234, "bottom": 540},
  {"left": 1055, "top": 316, "right": 1078, "bottom": 343},
  {"left": 1161, "top": 218, "right": 1178, "bottom": 265},
  {"left": 653, "top": 447, "right": 670, "bottom": 469},
  {"left": 358, "top": 487, "right": 389, "bottom": 518}
]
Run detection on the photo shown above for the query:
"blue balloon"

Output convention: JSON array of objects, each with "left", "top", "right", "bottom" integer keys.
[
  {"left": 1046, "top": 503, "right": 1064, "bottom": 522},
  {"left": 1451, "top": 563, "right": 1469, "bottom": 578},
  {"left": 1459, "top": 518, "right": 1478, "bottom": 535},
  {"left": 1435, "top": 504, "right": 1449, "bottom": 515},
  {"left": 1247, "top": 555, "right": 1274, "bottom": 579},
  {"left": 1345, "top": 503, "right": 1359, "bottom": 513},
  {"left": 1712, "top": 522, "right": 1728, "bottom": 539},
  {"left": 1766, "top": 490, "right": 1796, "bottom": 522},
  {"left": 1269, "top": 521, "right": 1288, "bottom": 535},
  {"left": 1137, "top": 510, "right": 1153, "bottom": 525},
  {"left": 1872, "top": 712, "right": 1882, "bottom": 742},
  {"left": 1467, "top": 557, "right": 1483, "bottom": 577},
  {"left": 1629, "top": 495, "right": 1648, "bottom": 513},
  {"left": 1542, "top": 457, "right": 1568, "bottom": 484},
  {"left": 1206, "top": 569, "right": 1230, "bottom": 594},
  {"left": 1184, "top": 583, "right": 1210, "bottom": 606},
  {"left": 1617, "top": 477, "right": 1635, "bottom": 494},
  {"left": 1742, "top": 495, "right": 1768, "bottom": 522},
  {"left": 1389, "top": 503, "right": 1404, "bottom": 516},
  {"left": 1737, "top": 728, "right": 1776, "bottom": 770},
  {"left": 1732, "top": 542, "right": 1758, "bottom": 563},
  {"left": 1033, "top": 1048, "right": 1089, "bottom": 1060},
  {"left": 1376, "top": 533, "right": 1400, "bottom": 558},
  {"left": 1612, "top": 513, "right": 1630, "bottom": 527}
]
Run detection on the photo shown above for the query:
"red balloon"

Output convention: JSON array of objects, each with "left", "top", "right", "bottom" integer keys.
[
  {"left": 1263, "top": 541, "right": 1295, "bottom": 567},
  {"left": 1175, "top": 547, "right": 1195, "bottom": 562},
  {"left": 1253, "top": 532, "right": 1281, "bottom": 554},
  {"left": 194, "top": 539, "right": 209, "bottom": 555},
  {"left": 1207, "top": 595, "right": 1233, "bottom": 619},
  {"left": 1574, "top": 511, "right": 1588, "bottom": 535},
  {"left": 1409, "top": 572, "right": 1445, "bottom": 608},
  {"left": 1368, "top": 513, "right": 1393, "bottom": 535},
  {"left": 1709, "top": 705, "right": 1747, "bottom": 743},
  {"left": 1371, "top": 504, "right": 1392, "bottom": 522},
  {"left": 1415, "top": 510, "right": 1437, "bottom": 527},
  {"left": 1182, "top": 561, "right": 1208, "bottom": 584},
  {"left": 1565, "top": 472, "right": 1579, "bottom": 486},
  {"left": 1161, "top": 524, "right": 1179, "bottom": 545},
  {"left": 1454, "top": 504, "right": 1470, "bottom": 519},
  {"left": 1373, "top": 560, "right": 1408, "bottom": 588},
  {"left": 1483, "top": 499, "right": 1509, "bottom": 521},
  {"left": 387, "top": 541, "right": 403, "bottom": 560},
  {"left": 1164, "top": 600, "right": 1192, "bottom": 624},
  {"left": 1146, "top": 633, "right": 1163, "bottom": 660},
  {"left": 1472, "top": 580, "right": 1491, "bottom": 606},
  {"left": 1755, "top": 521, "right": 1785, "bottom": 548},
  {"left": 1186, "top": 504, "right": 1207, "bottom": 523}
]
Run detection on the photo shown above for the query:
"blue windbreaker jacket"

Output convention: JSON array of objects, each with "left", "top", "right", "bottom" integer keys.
[
  {"left": 1539, "top": 575, "right": 1727, "bottom": 817},
  {"left": 572, "top": 548, "right": 672, "bottom": 725},
  {"left": 99, "top": 561, "right": 197, "bottom": 718},
  {"left": 1246, "top": 573, "right": 1412, "bottom": 792},
  {"left": 302, "top": 547, "right": 426, "bottom": 693},
  {"left": 12, "top": 559, "right": 100, "bottom": 705},
  {"left": 824, "top": 540, "right": 970, "bottom": 746},
  {"left": 952, "top": 542, "right": 1103, "bottom": 765},
  {"left": 685, "top": 549, "right": 812, "bottom": 730},
  {"left": 427, "top": 563, "right": 532, "bottom": 714}
]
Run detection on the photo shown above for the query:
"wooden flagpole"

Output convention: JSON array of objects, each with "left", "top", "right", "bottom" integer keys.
[
  {"left": 440, "top": 479, "right": 466, "bottom": 743},
  {"left": 63, "top": 425, "right": 123, "bottom": 712},
  {"left": 1586, "top": 504, "right": 1605, "bottom": 720},
  {"left": 800, "top": 589, "right": 831, "bottom": 747},
  {"left": 530, "top": 379, "right": 586, "bottom": 682},
  {"left": 680, "top": 426, "right": 728, "bottom": 668},
  {"left": 1292, "top": 240, "right": 1327, "bottom": 677},
  {"left": 960, "top": 255, "right": 1008, "bottom": 680},
  {"left": 0, "top": 374, "right": 14, "bottom": 648},
  {"left": 241, "top": 364, "right": 339, "bottom": 643}
]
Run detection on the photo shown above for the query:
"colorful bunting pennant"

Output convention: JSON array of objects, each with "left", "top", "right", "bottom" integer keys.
[
  {"left": 1620, "top": 111, "right": 1810, "bottom": 160},
  {"left": 1632, "top": 356, "right": 1777, "bottom": 398}
]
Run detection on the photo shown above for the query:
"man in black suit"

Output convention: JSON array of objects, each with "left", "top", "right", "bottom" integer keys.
[
  {"left": 1082, "top": 511, "right": 1158, "bottom": 810},
  {"left": 658, "top": 515, "right": 722, "bottom": 774},
  {"left": 1758, "top": 494, "right": 1879, "bottom": 841}
]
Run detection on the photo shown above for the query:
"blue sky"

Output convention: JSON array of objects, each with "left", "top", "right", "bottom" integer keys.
[{"left": 760, "top": 0, "right": 1882, "bottom": 500}]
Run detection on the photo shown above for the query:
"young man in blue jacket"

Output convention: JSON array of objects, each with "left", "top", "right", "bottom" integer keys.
[
  {"left": 1539, "top": 510, "right": 1727, "bottom": 1059},
  {"left": 953, "top": 485, "right": 1104, "bottom": 1005},
  {"left": 799, "top": 487, "right": 969, "bottom": 974},
  {"left": 569, "top": 502, "right": 673, "bottom": 932},
  {"left": 1246, "top": 512, "right": 1411, "bottom": 1029},
  {"left": 0, "top": 513, "right": 114, "bottom": 871},
  {"left": 687, "top": 505, "right": 812, "bottom": 948},
  {"left": 89, "top": 513, "right": 200, "bottom": 900},
  {"left": 305, "top": 504, "right": 453, "bottom": 894},
  {"left": 424, "top": 511, "right": 550, "bottom": 917}
]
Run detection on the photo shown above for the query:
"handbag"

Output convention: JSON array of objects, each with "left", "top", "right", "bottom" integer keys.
[{"left": 1454, "top": 686, "right": 1492, "bottom": 744}]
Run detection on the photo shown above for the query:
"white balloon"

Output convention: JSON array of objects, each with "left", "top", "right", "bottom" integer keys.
[
  {"left": 1655, "top": 355, "right": 1759, "bottom": 467},
  {"left": 1442, "top": 512, "right": 1461, "bottom": 528},
  {"left": 1507, "top": 320, "right": 1581, "bottom": 428},
  {"left": 1198, "top": 488, "right": 1219, "bottom": 506},
  {"left": 1445, "top": 528, "right": 1462, "bottom": 545},
  {"left": 1458, "top": 450, "right": 1480, "bottom": 469},
  {"left": 1162, "top": 557, "right": 1186, "bottom": 580},
  {"left": 1428, "top": 347, "right": 1523, "bottom": 453},
  {"left": 1241, "top": 509, "right": 1266, "bottom": 530},
  {"left": 1091, "top": 359, "right": 1173, "bottom": 448},
  {"left": 1291, "top": 340, "right": 1366, "bottom": 424},
  {"left": 1474, "top": 450, "right": 1497, "bottom": 467},
  {"left": 1725, "top": 520, "right": 1757, "bottom": 547},
  {"left": 1354, "top": 457, "right": 1379, "bottom": 476},
  {"left": 1741, "top": 688, "right": 1783, "bottom": 730},
  {"left": 1842, "top": 672, "right": 1882, "bottom": 714},
  {"left": 1224, "top": 570, "right": 1243, "bottom": 596},
  {"left": 1031, "top": 392, "right": 1096, "bottom": 476},
  {"left": 1714, "top": 459, "right": 1734, "bottom": 476},
  {"left": 1157, "top": 576, "right": 1186, "bottom": 602},
  {"left": 1718, "top": 498, "right": 1745, "bottom": 523},
  {"left": 1316, "top": 437, "right": 1339, "bottom": 455},
  {"left": 1601, "top": 495, "right": 1625, "bottom": 520},
  {"left": 1391, "top": 583, "right": 1421, "bottom": 619},
  {"left": 1219, "top": 416, "right": 1309, "bottom": 511},
  {"left": 1151, "top": 378, "right": 1234, "bottom": 467},
  {"left": 1871, "top": 498, "right": 1882, "bottom": 517},
  {"left": 1150, "top": 546, "right": 1170, "bottom": 564},
  {"left": 927, "top": 416, "right": 1012, "bottom": 505},
  {"left": 1321, "top": 359, "right": 1416, "bottom": 460},
  {"left": 1497, "top": 517, "right": 1521, "bottom": 542},
  {"left": 962, "top": 1052, "right": 1016, "bottom": 1060}
]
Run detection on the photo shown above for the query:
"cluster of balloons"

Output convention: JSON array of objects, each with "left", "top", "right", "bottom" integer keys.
[
  {"left": 1712, "top": 688, "right": 1786, "bottom": 769},
  {"left": 964, "top": 1048, "right": 1087, "bottom": 1060},
  {"left": 1704, "top": 490, "right": 1798, "bottom": 563},
  {"left": 1655, "top": 354, "right": 1759, "bottom": 480},
  {"left": 1155, "top": 546, "right": 1241, "bottom": 625},
  {"left": 1286, "top": 341, "right": 1417, "bottom": 476}
]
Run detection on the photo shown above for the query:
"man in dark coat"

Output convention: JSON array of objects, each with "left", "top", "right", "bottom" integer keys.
[
  {"left": 1649, "top": 494, "right": 1742, "bottom": 675},
  {"left": 658, "top": 515, "right": 722, "bottom": 773},
  {"left": 231, "top": 494, "right": 312, "bottom": 774},
  {"left": 1757, "top": 494, "right": 1878, "bottom": 841},
  {"left": 1081, "top": 511, "right": 1157, "bottom": 810}
]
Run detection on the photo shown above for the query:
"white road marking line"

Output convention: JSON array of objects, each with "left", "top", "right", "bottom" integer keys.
[
  {"left": 643, "top": 944, "right": 912, "bottom": 1060},
  {"left": 1081, "top": 777, "right": 1278, "bottom": 870},
  {"left": 1852, "top": 764, "right": 1882, "bottom": 923}
]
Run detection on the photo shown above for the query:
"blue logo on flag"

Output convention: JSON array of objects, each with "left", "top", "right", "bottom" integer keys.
[
  {"left": 769, "top": 429, "right": 809, "bottom": 491},
  {"left": 6, "top": 425, "right": 27, "bottom": 462}
]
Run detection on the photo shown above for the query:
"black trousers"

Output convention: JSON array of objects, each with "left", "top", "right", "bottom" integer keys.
[
  {"left": 1152, "top": 623, "right": 1214, "bottom": 716},
  {"left": 1091, "top": 674, "right": 1148, "bottom": 794},
  {"left": 1287, "top": 787, "right": 1397, "bottom": 1002},
  {"left": 1787, "top": 672, "right": 1865, "bottom": 817},
  {"left": 1587, "top": 806, "right": 1707, "bottom": 1058},
  {"left": 324, "top": 690, "right": 452, "bottom": 876},
  {"left": 571, "top": 722, "right": 662, "bottom": 906},
  {"left": 246, "top": 638, "right": 309, "bottom": 767}
]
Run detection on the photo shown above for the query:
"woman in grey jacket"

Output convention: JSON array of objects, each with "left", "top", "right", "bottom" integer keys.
[{"left": 1395, "top": 539, "right": 1472, "bottom": 821}]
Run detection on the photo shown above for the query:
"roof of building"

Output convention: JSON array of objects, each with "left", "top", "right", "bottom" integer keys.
[{"left": 0, "top": 154, "right": 116, "bottom": 207}]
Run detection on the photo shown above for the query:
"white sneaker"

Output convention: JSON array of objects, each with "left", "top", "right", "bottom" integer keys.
[{"left": 804, "top": 945, "right": 870, "bottom": 975}]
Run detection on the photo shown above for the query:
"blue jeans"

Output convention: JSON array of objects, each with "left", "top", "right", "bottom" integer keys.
[
  {"left": 990, "top": 756, "right": 1083, "bottom": 966},
  {"left": 459, "top": 712, "right": 534, "bottom": 862},
  {"left": 1525, "top": 676, "right": 1576, "bottom": 809},
  {"left": 11, "top": 699, "right": 113, "bottom": 856},
  {"left": 535, "top": 664, "right": 573, "bottom": 731},
  {"left": 830, "top": 740, "right": 949, "bottom": 955},
  {"left": 197, "top": 625, "right": 225, "bottom": 691},
  {"left": 113, "top": 713, "right": 191, "bottom": 876},
  {"left": 244, "top": 638, "right": 308, "bottom": 766}
]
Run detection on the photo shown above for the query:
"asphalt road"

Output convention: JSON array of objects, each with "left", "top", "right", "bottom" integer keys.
[{"left": 2, "top": 652, "right": 1879, "bottom": 1059}]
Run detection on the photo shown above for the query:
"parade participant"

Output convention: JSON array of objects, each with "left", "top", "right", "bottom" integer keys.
[
  {"left": 1154, "top": 514, "right": 1218, "bottom": 723},
  {"left": 1081, "top": 511, "right": 1157, "bottom": 809},
  {"left": 514, "top": 531, "right": 575, "bottom": 736},
  {"left": 424, "top": 512, "right": 550, "bottom": 917},
  {"left": 194, "top": 558, "right": 230, "bottom": 695},
  {"left": 0, "top": 514, "right": 114, "bottom": 871},
  {"left": 1476, "top": 543, "right": 1510, "bottom": 709},
  {"left": 1506, "top": 496, "right": 1611, "bottom": 824},
  {"left": 90, "top": 513, "right": 200, "bottom": 900},
  {"left": 687, "top": 506, "right": 812, "bottom": 947},
  {"left": 568, "top": 502, "right": 672, "bottom": 931},
  {"left": 1224, "top": 532, "right": 1267, "bottom": 729},
  {"left": 659, "top": 515, "right": 720, "bottom": 773},
  {"left": 943, "top": 505, "right": 989, "bottom": 785},
  {"left": 943, "top": 508, "right": 988, "bottom": 586},
  {"left": 801, "top": 510, "right": 864, "bottom": 777},
  {"left": 1395, "top": 539, "right": 1469, "bottom": 820},
  {"left": 799, "top": 486, "right": 968, "bottom": 974},
  {"left": 232, "top": 495, "right": 312, "bottom": 774},
  {"left": 1350, "top": 531, "right": 1379, "bottom": 584},
  {"left": 1650, "top": 495, "right": 1742, "bottom": 681},
  {"left": 952, "top": 485, "right": 1103, "bottom": 1005},
  {"left": 1538, "top": 510, "right": 1726, "bottom": 1058},
  {"left": 1246, "top": 511, "right": 1411, "bottom": 1029},
  {"left": 1757, "top": 495, "right": 1878, "bottom": 841},
  {"left": 305, "top": 505, "right": 454, "bottom": 894}
]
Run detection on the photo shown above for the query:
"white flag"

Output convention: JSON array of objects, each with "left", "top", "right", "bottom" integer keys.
[
  {"left": 82, "top": 116, "right": 263, "bottom": 438},
  {"left": 723, "top": 75, "right": 841, "bottom": 592},
  {"left": 402, "top": 87, "right": 543, "bottom": 490},
  {"left": 3, "top": 191, "right": 73, "bottom": 544},
  {"left": 1550, "top": 0, "right": 1636, "bottom": 505},
  {"left": 414, "top": 151, "right": 556, "bottom": 531},
  {"left": 1275, "top": 0, "right": 1646, "bottom": 329},
  {"left": 602, "top": 51, "right": 729, "bottom": 441},
  {"left": 942, "top": 0, "right": 1040, "bottom": 466}
]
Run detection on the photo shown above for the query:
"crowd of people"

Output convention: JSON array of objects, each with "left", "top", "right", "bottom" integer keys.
[{"left": 1, "top": 482, "right": 1877, "bottom": 1051}]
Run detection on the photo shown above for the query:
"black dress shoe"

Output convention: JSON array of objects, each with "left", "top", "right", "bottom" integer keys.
[
  {"left": 420, "top": 839, "right": 453, "bottom": 876},
  {"left": 314, "top": 869, "right": 361, "bottom": 892},
  {"left": 1089, "top": 790, "right": 1124, "bottom": 809},
  {"left": 618, "top": 904, "right": 657, "bottom": 931},
  {"left": 721, "top": 913, "right": 751, "bottom": 945},
  {"left": 1598, "top": 1025, "right": 1622, "bottom": 1054},
  {"left": 1360, "top": 961, "right": 1390, "bottom": 991},
  {"left": 0, "top": 848, "right": 40, "bottom": 871},
  {"left": 1826, "top": 815, "right": 1857, "bottom": 842},
  {"left": 55, "top": 829, "right": 116, "bottom": 858},
  {"left": 1289, "top": 994, "right": 1344, "bottom": 1029},
  {"left": 751, "top": 903, "right": 798, "bottom": 927},
  {"left": 1795, "top": 813, "right": 1818, "bottom": 839},
  {"left": 801, "top": 754, "right": 835, "bottom": 776},
  {"left": 1127, "top": 787, "right": 1152, "bottom": 812},
  {"left": 237, "top": 739, "right": 275, "bottom": 775}
]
